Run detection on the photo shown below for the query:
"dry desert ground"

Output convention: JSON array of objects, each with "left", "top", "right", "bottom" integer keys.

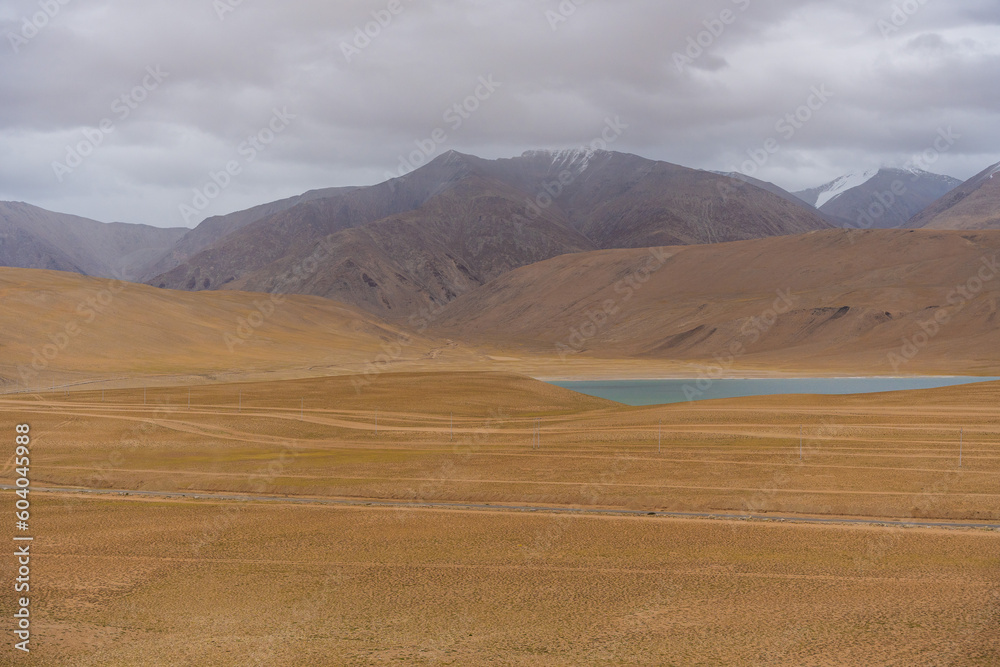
[{"left": 0, "top": 372, "right": 998, "bottom": 665}]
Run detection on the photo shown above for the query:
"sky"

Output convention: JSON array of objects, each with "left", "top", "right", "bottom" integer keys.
[{"left": 1, "top": 0, "right": 999, "bottom": 228}]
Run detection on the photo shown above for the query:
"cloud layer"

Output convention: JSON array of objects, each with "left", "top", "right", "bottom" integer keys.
[{"left": 2, "top": 0, "right": 999, "bottom": 227}]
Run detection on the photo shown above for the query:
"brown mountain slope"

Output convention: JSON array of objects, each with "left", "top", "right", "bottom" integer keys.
[
  {"left": 151, "top": 152, "right": 598, "bottom": 318},
  {"left": 139, "top": 185, "right": 359, "bottom": 281},
  {"left": 714, "top": 170, "right": 858, "bottom": 228},
  {"left": 0, "top": 201, "right": 186, "bottom": 279},
  {"left": 472, "top": 150, "right": 830, "bottom": 246},
  {"left": 908, "top": 162, "right": 1000, "bottom": 230},
  {"left": 194, "top": 171, "right": 596, "bottom": 318},
  {"left": 149, "top": 150, "right": 829, "bottom": 319},
  {"left": 150, "top": 152, "right": 486, "bottom": 294},
  {"left": 0, "top": 268, "right": 470, "bottom": 391},
  {"left": 712, "top": 171, "right": 819, "bottom": 207},
  {"left": 562, "top": 154, "right": 829, "bottom": 246},
  {"left": 432, "top": 229, "right": 1000, "bottom": 375}
]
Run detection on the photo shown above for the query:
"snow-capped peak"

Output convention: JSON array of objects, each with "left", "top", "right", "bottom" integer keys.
[
  {"left": 522, "top": 148, "right": 597, "bottom": 173},
  {"left": 814, "top": 169, "right": 879, "bottom": 208}
]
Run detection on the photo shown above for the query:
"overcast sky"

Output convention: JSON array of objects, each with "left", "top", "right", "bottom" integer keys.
[{"left": 2, "top": 0, "right": 999, "bottom": 228}]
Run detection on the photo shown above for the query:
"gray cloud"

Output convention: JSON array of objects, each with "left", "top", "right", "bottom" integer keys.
[{"left": 1, "top": 0, "right": 998, "bottom": 227}]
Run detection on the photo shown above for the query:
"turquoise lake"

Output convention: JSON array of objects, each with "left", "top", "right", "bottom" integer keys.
[{"left": 548, "top": 377, "right": 1000, "bottom": 406}]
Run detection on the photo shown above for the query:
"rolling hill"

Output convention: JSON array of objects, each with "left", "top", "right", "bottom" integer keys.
[
  {"left": 431, "top": 229, "right": 1000, "bottom": 374},
  {"left": 6, "top": 228, "right": 1000, "bottom": 387},
  {"left": 0, "top": 268, "right": 473, "bottom": 391}
]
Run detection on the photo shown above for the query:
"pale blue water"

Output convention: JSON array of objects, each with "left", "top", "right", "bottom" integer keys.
[{"left": 548, "top": 377, "right": 1000, "bottom": 406}]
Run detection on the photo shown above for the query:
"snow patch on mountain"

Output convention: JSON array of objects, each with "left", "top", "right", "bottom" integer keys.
[
  {"left": 814, "top": 169, "right": 879, "bottom": 209},
  {"left": 523, "top": 148, "right": 596, "bottom": 174}
]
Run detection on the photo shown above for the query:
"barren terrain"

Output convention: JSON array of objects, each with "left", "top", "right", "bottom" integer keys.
[
  {"left": 0, "top": 372, "right": 998, "bottom": 664},
  {"left": 434, "top": 229, "right": 1000, "bottom": 375},
  {"left": 3, "top": 372, "right": 1000, "bottom": 521},
  {"left": 3, "top": 265, "right": 1000, "bottom": 664},
  {"left": 2, "top": 495, "right": 996, "bottom": 666}
]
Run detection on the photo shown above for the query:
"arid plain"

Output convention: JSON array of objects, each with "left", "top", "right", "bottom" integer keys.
[{"left": 1, "top": 369, "right": 998, "bottom": 665}]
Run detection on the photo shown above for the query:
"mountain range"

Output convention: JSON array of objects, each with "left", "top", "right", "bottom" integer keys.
[
  {"left": 145, "top": 149, "right": 830, "bottom": 319},
  {"left": 1, "top": 149, "right": 998, "bottom": 327}
]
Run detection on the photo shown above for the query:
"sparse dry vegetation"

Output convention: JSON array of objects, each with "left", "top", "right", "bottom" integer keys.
[{"left": 1, "top": 372, "right": 998, "bottom": 664}]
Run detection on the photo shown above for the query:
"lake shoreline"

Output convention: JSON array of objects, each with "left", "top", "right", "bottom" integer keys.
[
  {"left": 545, "top": 376, "right": 1000, "bottom": 406},
  {"left": 535, "top": 374, "right": 999, "bottom": 381}
]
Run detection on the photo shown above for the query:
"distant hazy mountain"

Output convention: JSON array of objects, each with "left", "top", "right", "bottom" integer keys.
[
  {"left": 150, "top": 149, "right": 830, "bottom": 318},
  {"left": 710, "top": 171, "right": 810, "bottom": 206},
  {"left": 907, "top": 162, "right": 1000, "bottom": 230},
  {"left": 0, "top": 201, "right": 186, "bottom": 280},
  {"left": 711, "top": 170, "right": 850, "bottom": 226},
  {"left": 795, "top": 168, "right": 961, "bottom": 229}
]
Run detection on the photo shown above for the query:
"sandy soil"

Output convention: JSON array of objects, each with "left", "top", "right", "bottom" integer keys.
[
  {"left": 1, "top": 496, "right": 996, "bottom": 666},
  {"left": 3, "top": 373, "right": 999, "bottom": 522},
  {"left": 2, "top": 372, "right": 999, "bottom": 664}
]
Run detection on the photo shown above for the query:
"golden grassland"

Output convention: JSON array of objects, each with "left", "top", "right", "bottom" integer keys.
[
  {"left": 1, "top": 371, "right": 999, "bottom": 665},
  {"left": 3, "top": 373, "right": 1000, "bottom": 521},
  {"left": 0, "top": 268, "right": 486, "bottom": 390},
  {"left": 2, "top": 496, "right": 997, "bottom": 666}
]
